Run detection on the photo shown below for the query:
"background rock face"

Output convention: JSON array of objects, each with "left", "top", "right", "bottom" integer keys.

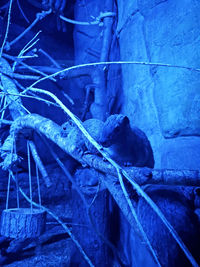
[
  {"left": 161, "top": 137, "right": 200, "bottom": 170},
  {"left": 117, "top": 0, "right": 200, "bottom": 169},
  {"left": 73, "top": 0, "right": 104, "bottom": 64}
]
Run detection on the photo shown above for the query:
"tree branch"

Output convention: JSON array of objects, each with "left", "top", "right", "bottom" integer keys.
[{"left": 6, "top": 113, "right": 200, "bottom": 186}]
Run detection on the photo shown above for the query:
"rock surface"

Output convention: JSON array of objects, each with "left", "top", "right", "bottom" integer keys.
[{"left": 117, "top": 0, "right": 200, "bottom": 169}]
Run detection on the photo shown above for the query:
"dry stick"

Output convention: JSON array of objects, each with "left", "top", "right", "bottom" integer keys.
[
  {"left": 39, "top": 49, "right": 61, "bottom": 69},
  {"left": 1, "top": 133, "right": 51, "bottom": 187},
  {"left": 35, "top": 164, "right": 41, "bottom": 206},
  {"left": 59, "top": 12, "right": 115, "bottom": 26},
  {"left": 0, "top": 70, "right": 40, "bottom": 80},
  {"left": 0, "top": 58, "right": 27, "bottom": 119},
  {"left": 0, "top": 93, "right": 4, "bottom": 109},
  {"left": 13, "top": 138, "right": 20, "bottom": 209},
  {"left": 16, "top": 0, "right": 30, "bottom": 23},
  {"left": 5, "top": 59, "right": 195, "bottom": 115},
  {"left": 20, "top": 103, "right": 31, "bottom": 114},
  {"left": 5, "top": 133, "right": 15, "bottom": 210},
  {"left": 0, "top": 91, "right": 59, "bottom": 108},
  {"left": 59, "top": 15, "right": 99, "bottom": 26},
  {"left": 62, "top": 92, "right": 75, "bottom": 105},
  {"left": 0, "top": 95, "right": 7, "bottom": 121},
  {"left": 0, "top": 92, "right": 59, "bottom": 116},
  {"left": 5, "top": 9, "right": 52, "bottom": 50},
  {"left": 0, "top": 119, "right": 12, "bottom": 125},
  {"left": 27, "top": 60, "right": 200, "bottom": 92},
  {"left": 9, "top": 172, "right": 94, "bottom": 267},
  {"left": 27, "top": 141, "right": 33, "bottom": 212},
  {"left": 16, "top": 65, "right": 61, "bottom": 74},
  {"left": 15, "top": 64, "right": 74, "bottom": 104},
  {"left": 11, "top": 29, "right": 42, "bottom": 72},
  {"left": 0, "top": 0, "right": 14, "bottom": 57},
  {"left": 18, "top": 55, "right": 38, "bottom": 59},
  {"left": 28, "top": 141, "right": 52, "bottom": 187},
  {"left": 16, "top": 60, "right": 56, "bottom": 82},
  {"left": 13, "top": 78, "right": 36, "bottom": 92},
  {"left": 3, "top": 53, "right": 56, "bottom": 82},
  {"left": 1, "top": 54, "right": 200, "bottom": 120},
  {"left": 28, "top": 88, "right": 199, "bottom": 267},
  {"left": 4, "top": 54, "right": 69, "bottom": 104},
  {"left": 19, "top": 39, "right": 39, "bottom": 57},
  {"left": 37, "top": 49, "right": 74, "bottom": 104},
  {"left": 22, "top": 31, "right": 41, "bottom": 52}
]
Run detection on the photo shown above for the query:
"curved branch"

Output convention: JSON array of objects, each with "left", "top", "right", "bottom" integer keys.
[
  {"left": 7, "top": 113, "right": 200, "bottom": 186},
  {"left": 7, "top": 113, "right": 200, "bottom": 267}
]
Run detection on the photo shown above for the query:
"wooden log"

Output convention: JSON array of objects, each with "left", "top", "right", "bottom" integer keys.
[{"left": 1, "top": 208, "right": 46, "bottom": 238}]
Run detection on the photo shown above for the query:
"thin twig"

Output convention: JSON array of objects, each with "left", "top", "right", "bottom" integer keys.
[
  {"left": 59, "top": 12, "right": 115, "bottom": 26},
  {"left": 19, "top": 30, "right": 41, "bottom": 55},
  {"left": 0, "top": 94, "right": 7, "bottom": 121},
  {"left": 0, "top": 119, "right": 12, "bottom": 125},
  {"left": 16, "top": 61, "right": 56, "bottom": 82},
  {"left": 12, "top": 34, "right": 40, "bottom": 71},
  {"left": 5, "top": 59, "right": 198, "bottom": 113},
  {"left": 0, "top": 92, "right": 59, "bottom": 114},
  {"left": 3, "top": 53, "right": 56, "bottom": 82},
  {"left": 0, "top": 0, "right": 14, "bottom": 57},
  {"left": 16, "top": 0, "right": 30, "bottom": 23},
  {"left": 59, "top": 15, "right": 99, "bottom": 26},
  {"left": 39, "top": 49, "right": 61, "bottom": 69},
  {"left": 28, "top": 141, "right": 52, "bottom": 188},
  {"left": 20, "top": 103, "right": 31, "bottom": 114},
  {"left": 17, "top": 55, "right": 38, "bottom": 59},
  {"left": 1, "top": 71, "right": 40, "bottom": 80},
  {"left": 16, "top": 66, "right": 60, "bottom": 74},
  {"left": 5, "top": 9, "right": 51, "bottom": 50},
  {"left": 27, "top": 60, "right": 200, "bottom": 92}
]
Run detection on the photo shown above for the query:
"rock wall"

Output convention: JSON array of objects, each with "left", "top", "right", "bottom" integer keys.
[
  {"left": 72, "top": 2, "right": 200, "bottom": 266},
  {"left": 117, "top": 0, "right": 200, "bottom": 169}
]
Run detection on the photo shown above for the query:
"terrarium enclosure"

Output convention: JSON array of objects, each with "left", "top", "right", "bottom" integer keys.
[{"left": 0, "top": 0, "right": 200, "bottom": 266}]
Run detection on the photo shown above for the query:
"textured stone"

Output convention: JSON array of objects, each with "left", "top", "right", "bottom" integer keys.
[
  {"left": 119, "top": 12, "right": 159, "bottom": 137},
  {"left": 161, "top": 137, "right": 200, "bottom": 170},
  {"left": 73, "top": 0, "right": 104, "bottom": 64},
  {"left": 144, "top": 0, "right": 200, "bottom": 138},
  {"left": 117, "top": 0, "right": 200, "bottom": 168}
]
